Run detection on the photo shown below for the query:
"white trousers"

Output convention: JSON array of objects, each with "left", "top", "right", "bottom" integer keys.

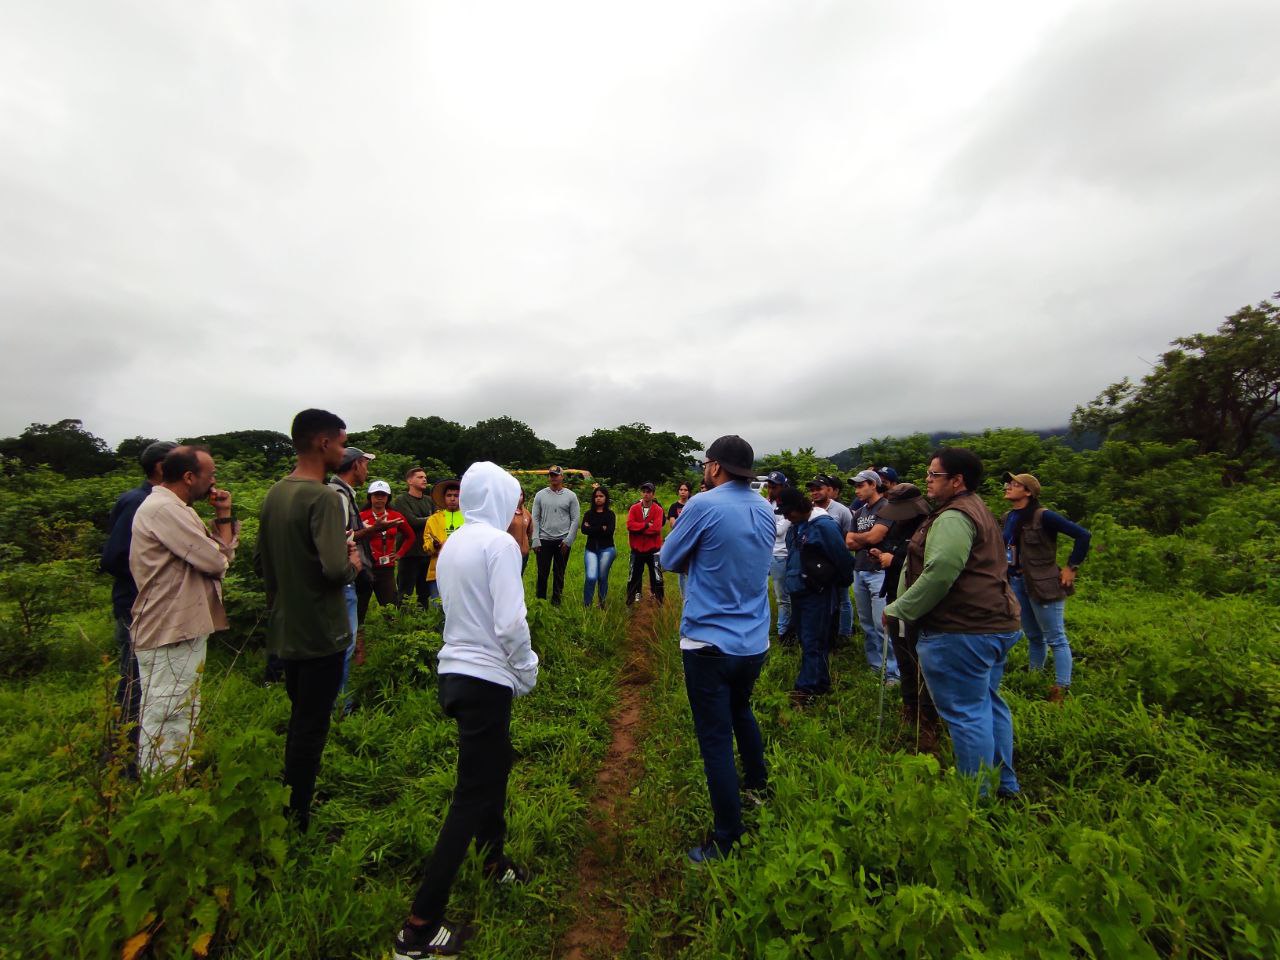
[{"left": 135, "top": 635, "right": 208, "bottom": 773}]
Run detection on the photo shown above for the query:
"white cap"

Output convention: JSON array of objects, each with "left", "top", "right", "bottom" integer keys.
[{"left": 367, "top": 480, "right": 392, "bottom": 495}]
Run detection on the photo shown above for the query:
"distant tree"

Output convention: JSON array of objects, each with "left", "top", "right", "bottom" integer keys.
[
  {"left": 352, "top": 416, "right": 467, "bottom": 474},
  {"left": 841, "top": 433, "right": 937, "bottom": 482},
  {"left": 182, "top": 429, "right": 294, "bottom": 468},
  {"left": 568, "top": 423, "right": 701, "bottom": 486},
  {"left": 753, "top": 448, "right": 838, "bottom": 486},
  {"left": 457, "top": 416, "right": 554, "bottom": 470},
  {"left": 0, "top": 420, "right": 118, "bottom": 478},
  {"left": 115, "top": 436, "right": 160, "bottom": 466},
  {"left": 1072, "top": 293, "right": 1280, "bottom": 465}
]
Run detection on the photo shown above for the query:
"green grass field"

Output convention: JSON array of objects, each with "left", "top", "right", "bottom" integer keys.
[{"left": 2, "top": 486, "right": 1279, "bottom": 959}]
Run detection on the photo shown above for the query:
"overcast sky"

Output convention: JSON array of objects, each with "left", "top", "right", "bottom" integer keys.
[{"left": 2, "top": 0, "right": 1277, "bottom": 457}]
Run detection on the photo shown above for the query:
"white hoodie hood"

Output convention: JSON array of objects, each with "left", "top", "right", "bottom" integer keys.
[{"left": 436, "top": 461, "right": 538, "bottom": 695}]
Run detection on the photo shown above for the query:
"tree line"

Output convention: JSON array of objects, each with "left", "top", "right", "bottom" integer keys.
[{"left": 0, "top": 416, "right": 702, "bottom": 487}]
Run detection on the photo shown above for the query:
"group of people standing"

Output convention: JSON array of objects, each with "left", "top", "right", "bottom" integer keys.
[
  {"left": 101, "top": 411, "right": 1091, "bottom": 958},
  {"left": 766, "top": 451, "right": 1091, "bottom": 789}
]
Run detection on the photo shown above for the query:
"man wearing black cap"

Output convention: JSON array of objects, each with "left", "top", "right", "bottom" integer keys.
[
  {"left": 327, "top": 447, "right": 389, "bottom": 699},
  {"left": 659, "top": 436, "right": 775, "bottom": 862},
  {"left": 625, "top": 481, "right": 665, "bottom": 605},
  {"left": 100, "top": 439, "right": 177, "bottom": 768},
  {"left": 808, "top": 475, "right": 854, "bottom": 646}
]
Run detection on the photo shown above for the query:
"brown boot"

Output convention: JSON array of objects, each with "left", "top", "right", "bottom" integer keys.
[
  {"left": 354, "top": 629, "right": 366, "bottom": 667},
  {"left": 1047, "top": 685, "right": 1065, "bottom": 704},
  {"left": 916, "top": 715, "right": 942, "bottom": 757}
]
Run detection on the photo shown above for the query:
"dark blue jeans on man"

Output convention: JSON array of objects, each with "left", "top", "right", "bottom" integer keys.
[
  {"left": 792, "top": 589, "right": 835, "bottom": 694},
  {"left": 682, "top": 645, "right": 768, "bottom": 852},
  {"left": 114, "top": 615, "right": 142, "bottom": 761}
]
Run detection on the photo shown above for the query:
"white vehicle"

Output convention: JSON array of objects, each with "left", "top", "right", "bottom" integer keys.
[{"left": 748, "top": 475, "right": 770, "bottom": 494}]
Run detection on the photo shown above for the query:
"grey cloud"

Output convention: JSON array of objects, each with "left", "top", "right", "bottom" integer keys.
[{"left": 2, "top": 1, "right": 1278, "bottom": 459}]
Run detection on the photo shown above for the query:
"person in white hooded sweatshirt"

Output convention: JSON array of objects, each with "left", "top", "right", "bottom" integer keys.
[{"left": 393, "top": 461, "right": 538, "bottom": 959}]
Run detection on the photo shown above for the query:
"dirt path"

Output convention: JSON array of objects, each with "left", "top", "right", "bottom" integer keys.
[{"left": 556, "top": 600, "right": 660, "bottom": 960}]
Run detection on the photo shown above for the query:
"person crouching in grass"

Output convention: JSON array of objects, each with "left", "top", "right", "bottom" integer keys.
[{"left": 392, "top": 461, "right": 537, "bottom": 959}]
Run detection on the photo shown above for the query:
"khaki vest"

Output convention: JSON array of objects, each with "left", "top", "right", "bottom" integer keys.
[
  {"left": 905, "top": 492, "right": 1021, "bottom": 634},
  {"left": 1010, "top": 507, "right": 1072, "bottom": 603}
]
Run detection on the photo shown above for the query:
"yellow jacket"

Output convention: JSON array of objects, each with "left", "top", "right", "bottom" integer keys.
[{"left": 424, "top": 509, "right": 465, "bottom": 581}]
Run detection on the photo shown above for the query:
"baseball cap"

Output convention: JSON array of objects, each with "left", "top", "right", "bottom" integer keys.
[
  {"left": 547, "top": 465, "right": 564, "bottom": 475},
  {"left": 639, "top": 481, "right": 656, "bottom": 492},
  {"left": 852, "top": 469, "right": 882, "bottom": 487},
  {"left": 704, "top": 435, "right": 756, "bottom": 478},
  {"left": 806, "top": 477, "right": 826, "bottom": 490},
  {"left": 1001, "top": 471, "right": 1042, "bottom": 496},
  {"left": 338, "top": 447, "right": 375, "bottom": 471},
  {"left": 367, "top": 480, "right": 391, "bottom": 496},
  {"left": 766, "top": 470, "right": 788, "bottom": 485},
  {"left": 878, "top": 466, "right": 899, "bottom": 484}
]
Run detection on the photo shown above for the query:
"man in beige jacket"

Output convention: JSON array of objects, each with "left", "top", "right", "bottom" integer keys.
[{"left": 130, "top": 445, "right": 238, "bottom": 772}]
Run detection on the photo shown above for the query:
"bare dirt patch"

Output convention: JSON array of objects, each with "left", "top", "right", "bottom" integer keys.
[{"left": 556, "top": 599, "right": 660, "bottom": 960}]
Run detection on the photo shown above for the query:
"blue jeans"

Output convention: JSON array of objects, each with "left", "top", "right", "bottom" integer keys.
[
  {"left": 1010, "top": 575, "right": 1072, "bottom": 687},
  {"left": 917, "top": 629, "right": 1021, "bottom": 795},
  {"left": 682, "top": 646, "right": 768, "bottom": 850},
  {"left": 583, "top": 546, "right": 617, "bottom": 604},
  {"left": 792, "top": 590, "right": 834, "bottom": 694},
  {"left": 838, "top": 587, "right": 853, "bottom": 637},
  {"left": 338, "top": 584, "right": 358, "bottom": 711},
  {"left": 853, "top": 570, "right": 899, "bottom": 680},
  {"left": 769, "top": 555, "right": 791, "bottom": 634}
]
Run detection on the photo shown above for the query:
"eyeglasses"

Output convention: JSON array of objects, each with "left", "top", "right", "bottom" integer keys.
[
  {"left": 701, "top": 460, "right": 717, "bottom": 468},
  {"left": 925, "top": 470, "right": 952, "bottom": 479}
]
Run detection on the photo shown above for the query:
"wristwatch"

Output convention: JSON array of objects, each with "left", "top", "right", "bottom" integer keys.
[{"left": 214, "top": 516, "right": 235, "bottom": 526}]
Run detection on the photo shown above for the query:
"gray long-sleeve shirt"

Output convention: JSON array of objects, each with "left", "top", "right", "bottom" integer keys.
[{"left": 532, "top": 487, "right": 581, "bottom": 546}]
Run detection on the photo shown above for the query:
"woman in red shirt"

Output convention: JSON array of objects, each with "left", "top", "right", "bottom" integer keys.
[{"left": 358, "top": 480, "right": 416, "bottom": 623}]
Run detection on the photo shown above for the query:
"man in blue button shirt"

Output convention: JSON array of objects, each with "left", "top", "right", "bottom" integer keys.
[{"left": 659, "top": 434, "right": 775, "bottom": 863}]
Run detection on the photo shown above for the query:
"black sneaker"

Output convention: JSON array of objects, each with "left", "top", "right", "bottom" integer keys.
[
  {"left": 393, "top": 919, "right": 472, "bottom": 958},
  {"left": 483, "top": 855, "right": 530, "bottom": 884}
]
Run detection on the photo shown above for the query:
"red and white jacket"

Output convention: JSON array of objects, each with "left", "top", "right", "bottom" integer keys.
[
  {"left": 359, "top": 508, "right": 416, "bottom": 567},
  {"left": 626, "top": 500, "right": 665, "bottom": 552}
]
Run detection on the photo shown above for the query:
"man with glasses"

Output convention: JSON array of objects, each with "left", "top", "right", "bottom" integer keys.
[
  {"left": 884, "top": 448, "right": 1022, "bottom": 798},
  {"left": 660, "top": 436, "right": 775, "bottom": 862},
  {"left": 845, "top": 469, "right": 900, "bottom": 685}
]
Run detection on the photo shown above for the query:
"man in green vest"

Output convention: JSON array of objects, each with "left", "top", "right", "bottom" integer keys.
[{"left": 884, "top": 447, "right": 1022, "bottom": 798}]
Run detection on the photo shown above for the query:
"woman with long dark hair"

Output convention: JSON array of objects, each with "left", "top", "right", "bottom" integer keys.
[{"left": 580, "top": 486, "right": 617, "bottom": 608}]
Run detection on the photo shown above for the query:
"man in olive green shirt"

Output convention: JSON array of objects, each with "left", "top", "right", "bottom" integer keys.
[
  {"left": 255, "top": 408, "right": 361, "bottom": 830},
  {"left": 884, "top": 448, "right": 1021, "bottom": 798},
  {"left": 392, "top": 465, "right": 434, "bottom": 608}
]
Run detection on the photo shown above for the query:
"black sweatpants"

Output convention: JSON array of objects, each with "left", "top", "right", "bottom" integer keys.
[
  {"left": 411, "top": 674, "right": 514, "bottom": 923},
  {"left": 282, "top": 649, "right": 346, "bottom": 831},
  {"left": 627, "top": 548, "right": 664, "bottom": 602},
  {"left": 535, "top": 539, "right": 568, "bottom": 604},
  {"left": 397, "top": 555, "right": 431, "bottom": 609},
  {"left": 887, "top": 616, "right": 937, "bottom": 723},
  {"left": 357, "top": 565, "right": 399, "bottom": 623}
]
